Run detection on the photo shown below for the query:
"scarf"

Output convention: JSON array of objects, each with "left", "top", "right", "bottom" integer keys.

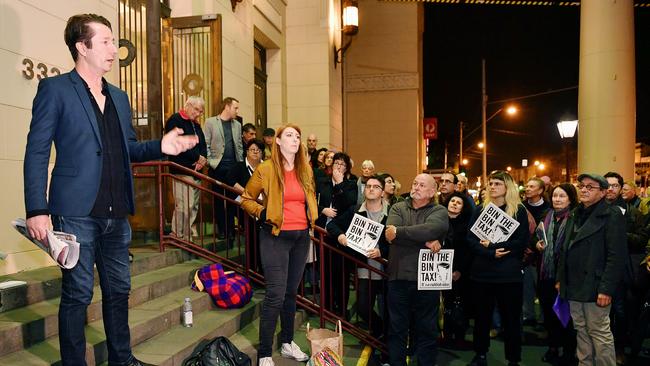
[{"left": 540, "top": 207, "right": 570, "bottom": 280}]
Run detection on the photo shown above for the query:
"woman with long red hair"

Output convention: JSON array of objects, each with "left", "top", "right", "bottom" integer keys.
[{"left": 241, "top": 124, "right": 318, "bottom": 366}]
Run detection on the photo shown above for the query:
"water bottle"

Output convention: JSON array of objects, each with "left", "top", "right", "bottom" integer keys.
[{"left": 182, "top": 297, "right": 193, "bottom": 327}]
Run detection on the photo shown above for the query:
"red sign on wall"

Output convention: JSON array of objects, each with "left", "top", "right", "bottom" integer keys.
[{"left": 423, "top": 117, "right": 438, "bottom": 140}]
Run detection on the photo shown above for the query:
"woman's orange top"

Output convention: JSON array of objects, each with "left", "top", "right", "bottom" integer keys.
[{"left": 281, "top": 169, "right": 308, "bottom": 230}]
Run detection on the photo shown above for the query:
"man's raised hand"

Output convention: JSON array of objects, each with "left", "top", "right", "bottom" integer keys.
[{"left": 161, "top": 127, "right": 198, "bottom": 155}]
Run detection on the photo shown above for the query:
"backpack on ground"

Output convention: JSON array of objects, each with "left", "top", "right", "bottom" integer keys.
[{"left": 182, "top": 336, "right": 251, "bottom": 366}]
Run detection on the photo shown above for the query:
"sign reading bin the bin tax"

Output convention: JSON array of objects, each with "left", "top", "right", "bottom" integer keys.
[
  {"left": 418, "top": 249, "right": 454, "bottom": 290},
  {"left": 344, "top": 214, "right": 384, "bottom": 257},
  {"left": 469, "top": 202, "right": 520, "bottom": 243}
]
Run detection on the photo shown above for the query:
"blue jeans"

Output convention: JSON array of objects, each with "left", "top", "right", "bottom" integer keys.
[
  {"left": 52, "top": 215, "right": 133, "bottom": 366},
  {"left": 387, "top": 280, "right": 439, "bottom": 366},
  {"left": 258, "top": 229, "right": 310, "bottom": 358}
]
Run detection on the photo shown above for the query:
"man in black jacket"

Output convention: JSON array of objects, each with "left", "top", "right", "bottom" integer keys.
[
  {"left": 326, "top": 175, "right": 389, "bottom": 338},
  {"left": 558, "top": 173, "right": 627, "bottom": 366},
  {"left": 165, "top": 96, "right": 207, "bottom": 240},
  {"left": 522, "top": 177, "right": 551, "bottom": 326}
]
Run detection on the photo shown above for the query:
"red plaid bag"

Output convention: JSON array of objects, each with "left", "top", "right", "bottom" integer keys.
[{"left": 191, "top": 263, "right": 253, "bottom": 309}]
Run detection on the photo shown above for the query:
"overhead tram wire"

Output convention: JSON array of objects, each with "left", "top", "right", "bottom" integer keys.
[{"left": 463, "top": 85, "right": 579, "bottom": 141}]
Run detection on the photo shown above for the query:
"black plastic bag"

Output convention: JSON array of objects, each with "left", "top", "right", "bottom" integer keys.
[{"left": 182, "top": 336, "right": 251, "bottom": 366}]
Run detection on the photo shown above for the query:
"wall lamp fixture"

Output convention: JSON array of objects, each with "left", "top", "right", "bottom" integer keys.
[{"left": 334, "top": 0, "right": 359, "bottom": 68}]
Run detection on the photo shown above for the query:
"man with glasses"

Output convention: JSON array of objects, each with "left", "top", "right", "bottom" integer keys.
[
  {"left": 165, "top": 96, "right": 208, "bottom": 240},
  {"left": 558, "top": 173, "right": 627, "bottom": 366},
  {"left": 438, "top": 171, "right": 458, "bottom": 207},
  {"left": 384, "top": 174, "right": 449, "bottom": 366},
  {"left": 604, "top": 171, "right": 626, "bottom": 211},
  {"left": 604, "top": 171, "right": 637, "bottom": 364},
  {"left": 326, "top": 175, "right": 390, "bottom": 341}
]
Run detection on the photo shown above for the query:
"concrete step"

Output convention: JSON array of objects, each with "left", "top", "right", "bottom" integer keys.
[
  {"left": 0, "top": 246, "right": 187, "bottom": 313},
  {"left": 129, "top": 293, "right": 264, "bottom": 366},
  {"left": 0, "top": 259, "right": 208, "bottom": 357},
  {"left": 0, "top": 285, "right": 220, "bottom": 366}
]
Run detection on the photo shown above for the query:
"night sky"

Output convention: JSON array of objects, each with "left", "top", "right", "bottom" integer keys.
[{"left": 423, "top": 4, "right": 650, "bottom": 177}]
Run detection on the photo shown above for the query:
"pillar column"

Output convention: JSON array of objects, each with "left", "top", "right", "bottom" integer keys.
[{"left": 578, "top": 0, "right": 636, "bottom": 178}]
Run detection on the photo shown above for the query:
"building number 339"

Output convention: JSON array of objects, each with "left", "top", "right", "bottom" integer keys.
[{"left": 22, "top": 58, "right": 61, "bottom": 81}]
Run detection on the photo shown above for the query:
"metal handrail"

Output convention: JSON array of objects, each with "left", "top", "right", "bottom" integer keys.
[{"left": 131, "top": 160, "right": 388, "bottom": 354}]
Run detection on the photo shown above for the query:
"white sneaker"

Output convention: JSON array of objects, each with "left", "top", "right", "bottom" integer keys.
[
  {"left": 280, "top": 341, "right": 309, "bottom": 362},
  {"left": 259, "top": 356, "right": 275, "bottom": 366}
]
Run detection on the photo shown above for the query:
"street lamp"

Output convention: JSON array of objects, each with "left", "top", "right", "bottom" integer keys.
[{"left": 557, "top": 120, "right": 578, "bottom": 182}]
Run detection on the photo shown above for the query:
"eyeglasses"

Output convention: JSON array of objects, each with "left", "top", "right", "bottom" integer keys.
[
  {"left": 440, "top": 179, "right": 454, "bottom": 184},
  {"left": 577, "top": 183, "right": 602, "bottom": 191},
  {"left": 365, "top": 185, "right": 383, "bottom": 190},
  {"left": 608, "top": 183, "right": 621, "bottom": 189},
  {"left": 248, "top": 149, "right": 261, "bottom": 153},
  {"left": 334, "top": 161, "right": 347, "bottom": 167}
]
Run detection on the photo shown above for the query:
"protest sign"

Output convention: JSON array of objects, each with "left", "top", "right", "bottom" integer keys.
[
  {"left": 344, "top": 214, "right": 384, "bottom": 257},
  {"left": 417, "top": 249, "right": 454, "bottom": 290},
  {"left": 469, "top": 202, "right": 520, "bottom": 243}
]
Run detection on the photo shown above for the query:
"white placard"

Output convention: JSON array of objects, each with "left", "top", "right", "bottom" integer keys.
[
  {"left": 344, "top": 214, "right": 384, "bottom": 257},
  {"left": 417, "top": 249, "right": 454, "bottom": 290},
  {"left": 469, "top": 202, "right": 520, "bottom": 243}
]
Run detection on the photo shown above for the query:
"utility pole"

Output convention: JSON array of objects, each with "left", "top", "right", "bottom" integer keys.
[{"left": 481, "top": 58, "right": 488, "bottom": 185}]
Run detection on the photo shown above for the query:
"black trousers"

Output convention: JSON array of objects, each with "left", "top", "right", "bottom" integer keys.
[
  {"left": 442, "top": 276, "right": 469, "bottom": 341},
  {"left": 357, "top": 278, "right": 385, "bottom": 337},
  {"left": 209, "top": 166, "right": 235, "bottom": 240},
  {"left": 538, "top": 279, "right": 576, "bottom": 352},
  {"left": 629, "top": 265, "right": 650, "bottom": 356},
  {"left": 472, "top": 281, "right": 523, "bottom": 363},
  {"left": 322, "top": 239, "right": 352, "bottom": 317}
]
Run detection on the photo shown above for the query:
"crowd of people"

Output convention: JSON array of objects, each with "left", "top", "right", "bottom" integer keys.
[
  {"left": 26, "top": 13, "right": 650, "bottom": 366},
  {"left": 166, "top": 97, "right": 650, "bottom": 366}
]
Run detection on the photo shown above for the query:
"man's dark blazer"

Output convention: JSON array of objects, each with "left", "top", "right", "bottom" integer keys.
[
  {"left": 557, "top": 199, "right": 628, "bottom": 302},
  {"left": 24, "top": 69, "right": 162, "bottom": 217}
]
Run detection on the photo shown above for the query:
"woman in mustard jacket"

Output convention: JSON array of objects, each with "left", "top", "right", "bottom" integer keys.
[{"left": 241, "top": 124, "right": 318, "bottom": 366}]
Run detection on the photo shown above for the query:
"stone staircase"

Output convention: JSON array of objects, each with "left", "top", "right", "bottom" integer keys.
[{"left": 0, "top": 244, "right": 364, "bottom": 366}]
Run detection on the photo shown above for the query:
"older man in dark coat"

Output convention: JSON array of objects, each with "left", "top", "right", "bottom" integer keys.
[{"left": 557, "top": 173, "right": 627, "bottom": 366}]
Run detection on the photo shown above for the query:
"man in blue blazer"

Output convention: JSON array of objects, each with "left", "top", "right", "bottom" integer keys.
[{"left": 23, "top": 14, "right": 197, "bottom": 366}]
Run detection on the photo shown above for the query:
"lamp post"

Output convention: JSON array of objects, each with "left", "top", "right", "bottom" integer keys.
[
  {"left": 481, "top": 59, "right": 518, "bottom": 183},
  {"left": 557, "top": 120, "right": 578, "bottom": 182},
  {"left": 482, "top": 59, "right": 487, "bottom": 184}
]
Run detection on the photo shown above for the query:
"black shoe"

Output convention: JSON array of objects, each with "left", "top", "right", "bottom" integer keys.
[
  {"left": 127, "top": 357, "right": 154, "bottom": 366},
  {"left": 467, "top": 354, "right": 487, "bottom": 366},
  {"left": 128, "top": 250, "right": 134, "bottom": 263}
]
